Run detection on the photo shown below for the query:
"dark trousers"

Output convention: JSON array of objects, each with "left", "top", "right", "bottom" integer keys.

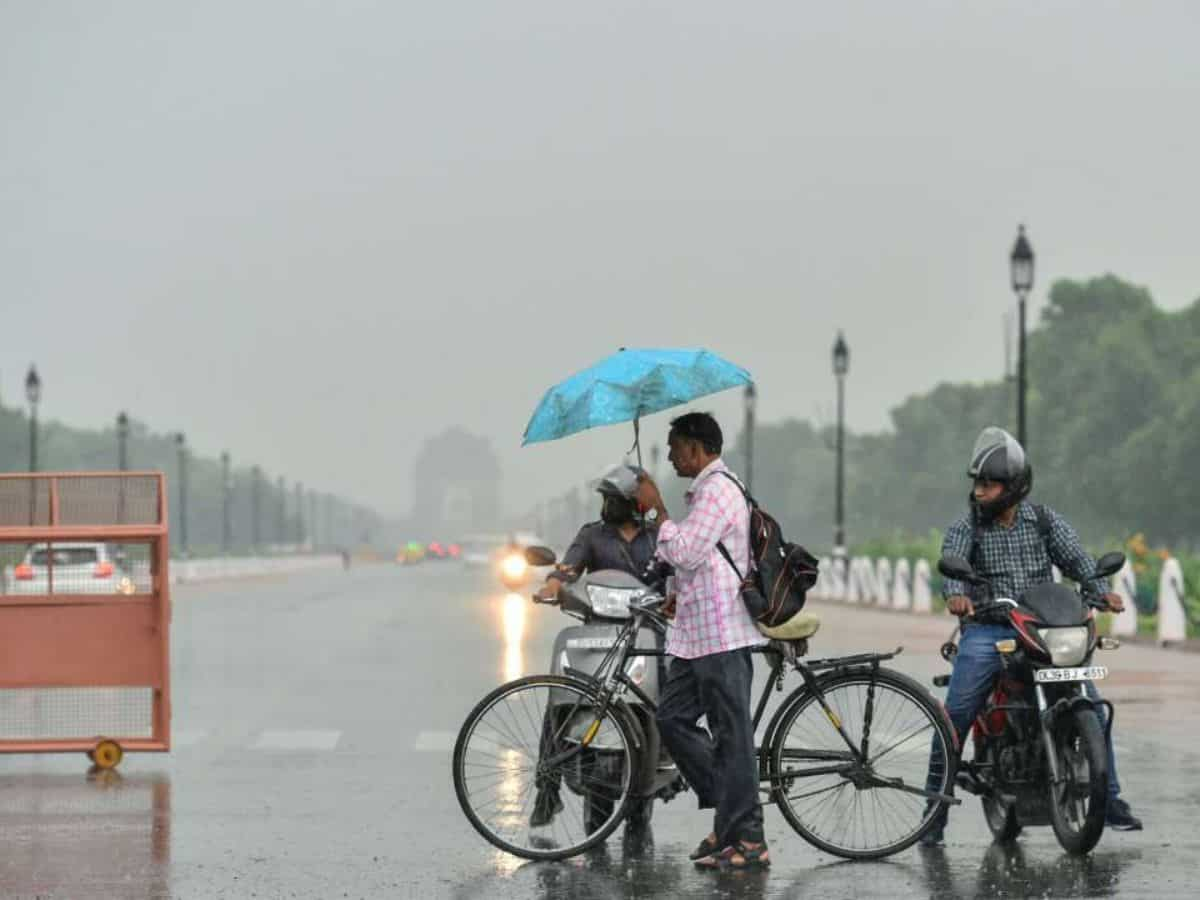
[{"left": 656, "top": 648, "right": 764, "bottom": 846}]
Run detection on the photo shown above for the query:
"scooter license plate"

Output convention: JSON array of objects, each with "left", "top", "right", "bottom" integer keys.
[{"left": 1034, "top": 666, "right": 1108, "bottom": 683}]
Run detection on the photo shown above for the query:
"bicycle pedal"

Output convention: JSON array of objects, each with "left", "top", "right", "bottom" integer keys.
[
  {"left": 932, "top": 674, "right": 951, "bottom": 688},
  {"left": 956, "top": 771, "right": 983, "bottom": 795}
]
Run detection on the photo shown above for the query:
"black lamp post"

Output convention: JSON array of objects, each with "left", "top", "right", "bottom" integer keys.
[
  {"left": 276, "top": 476, "right": 286, "bottom": 544},
  {"left": 251, "top": 465, "right": 262, "bottom": 551},
  {"left": 832, "top": 332, "right": 850, "bottom": 565},
  {"left": 175, "top": 433, "right": 189, "bottom": 556},
  {"left": 1010, "top": 225, "right": 1035, "bottom": 447},
  {"left": 116, "top": 411, "right": 130, "bottom": 471},
  {"left": 294, "top": 481, "right": 304, "bottom": 545},
  {"left": 743, "top": 383, "right": 757, "bottom": 494},
  {"left": 221, "top": 451, "right": 232, "bottom": 555},
  {"left": 25, "top": 365, "right": 41, "bottom": 472}
]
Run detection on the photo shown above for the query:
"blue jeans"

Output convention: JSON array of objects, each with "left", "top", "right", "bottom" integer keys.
[{"left": 926, "top": 623, "right": 1121, "bottom": 812}]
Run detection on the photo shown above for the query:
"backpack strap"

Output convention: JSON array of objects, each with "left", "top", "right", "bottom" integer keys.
[
  {"left": 717, "top": 470, "right": 755, "bottom": 506},
  {"left": 1032, "top": 503, "right": 1052, "bottom": 543},
  {"left": 716, "top": 541, "right": 743, "bottom": 580}
]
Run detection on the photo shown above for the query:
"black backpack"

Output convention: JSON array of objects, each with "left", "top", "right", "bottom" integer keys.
[{"left": 715, "top": 473, "right": 819, "bottom": 633}]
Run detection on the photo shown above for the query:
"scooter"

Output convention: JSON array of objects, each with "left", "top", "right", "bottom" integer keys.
[{"left": 531, "top": 549, "right": 684, "bottom": 830}]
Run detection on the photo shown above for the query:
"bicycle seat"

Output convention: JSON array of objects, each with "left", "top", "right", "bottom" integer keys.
[{"left": 759, "top": 610, "right": 821, "bottom": 641}]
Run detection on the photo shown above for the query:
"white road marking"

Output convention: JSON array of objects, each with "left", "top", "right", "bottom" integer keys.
[
  {"left": 414, "top": 731, "right": 457, "bottom": 751},
  {"left": 251, "top": 730, "right": 342, "bottom": 751}
]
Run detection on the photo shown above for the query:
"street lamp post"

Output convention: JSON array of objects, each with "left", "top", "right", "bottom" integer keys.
[
  {"left": 276, "top": 476, "right": 286, "bottom": 544},
  {"left": 1010, "top": 225, "right": 1035, "bottom": 447},
  {"left": 175, "top": 433, "right": 189, "bottom": 557},
  {"left": 221, "top": 451, "right": 232, "bottom": 555},
  {"left": 25, "top": 365, "right": 41, "bottom": 473},
  {"left": 832, "top": 333, "right": 850, "bottom": 569},
  {"left": 251, "top": 466, "right": 262, "bottom": 551},
  {"left": 116, "top": 411, "right": 130, "bottom": 471},
  {"left": 743, "top": 383, "right": 757, "bottom": 494},
  {"left": 294, "top": 481, "right": 304, "bottom": 546}
]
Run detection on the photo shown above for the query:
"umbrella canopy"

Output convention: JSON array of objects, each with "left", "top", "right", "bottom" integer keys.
[{"left": 522, "top": 348, "right": 753, "bottom": 447}]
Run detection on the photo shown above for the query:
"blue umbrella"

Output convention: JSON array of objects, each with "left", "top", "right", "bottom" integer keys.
[{"left": 522, "top": 348, "right": 753, "bottom": 457}]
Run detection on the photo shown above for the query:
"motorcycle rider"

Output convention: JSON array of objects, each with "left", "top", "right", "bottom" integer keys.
[
  {"left": 921, "top": 427, "right": 1142, "bottom": 846},
  {"left": 528, "top": 462, "right": 660, "bottom": 827}
]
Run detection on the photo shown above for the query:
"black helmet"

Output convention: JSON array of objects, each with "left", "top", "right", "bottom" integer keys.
[
  {"left": 967, "top": 426, "right": 1032, "bottom": 522},
  {"left": 591, "top": 463, "right": 642, "bottom": 525}
]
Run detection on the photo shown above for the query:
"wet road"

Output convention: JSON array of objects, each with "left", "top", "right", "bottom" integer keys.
[{"left": 2, "top": 563, "right": 1198, "bottom": 898}]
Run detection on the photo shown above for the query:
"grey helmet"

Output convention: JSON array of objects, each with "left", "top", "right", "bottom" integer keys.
[
  {"left": 590, "top": 462, "right": 643, "bottom": 525},
  {"left": 967, "top": 426, "right": 1033, "bottom": 520}
]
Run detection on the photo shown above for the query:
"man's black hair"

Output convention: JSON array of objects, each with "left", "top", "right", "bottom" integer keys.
[{"left": 669, "top": 411, "right": 723, "bottom": 455}]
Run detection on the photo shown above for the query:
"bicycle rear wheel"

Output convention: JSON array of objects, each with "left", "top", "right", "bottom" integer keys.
[
  {"left": 769, "top": 667, "right": 954, "bottom": 859},
  {"left": 452, "top": 675, "right": 638, "bottom": 860}
]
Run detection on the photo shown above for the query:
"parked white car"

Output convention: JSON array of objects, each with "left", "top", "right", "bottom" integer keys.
[{"left": 4, "top": 542, "right": 135, "bottom": 596}]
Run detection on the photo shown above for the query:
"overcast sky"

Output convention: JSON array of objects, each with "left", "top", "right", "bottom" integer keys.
[{"left": 3, "top": 1, "right": 1197, "bottom": 517}]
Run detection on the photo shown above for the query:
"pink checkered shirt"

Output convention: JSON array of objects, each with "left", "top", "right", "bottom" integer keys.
[{"left": 656, "top": 458, "right": 766, "bottom": 659}]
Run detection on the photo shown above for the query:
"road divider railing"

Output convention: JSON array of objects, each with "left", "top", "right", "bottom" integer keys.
[
  {"left": 0, "top": 471, "right": 171, "bottom": 766},
  {"left": 171, "top": 554, "right": 344, "bottom": 584},
  {"left": 810, "top": 555, "right": 1190, "bottom": 645}
]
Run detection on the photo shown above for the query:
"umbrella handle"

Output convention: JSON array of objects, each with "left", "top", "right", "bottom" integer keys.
[{"left": 630, "top": 416, "right": 643, "bottom": 468}]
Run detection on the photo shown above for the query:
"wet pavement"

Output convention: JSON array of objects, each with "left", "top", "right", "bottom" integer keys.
[{"left": 1, "top": 563, "right": 1198, "bottom": 898}]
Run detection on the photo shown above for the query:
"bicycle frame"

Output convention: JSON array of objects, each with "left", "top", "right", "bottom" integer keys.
[{"left": 543, "top": 604, "right": 958, "bottom": 807}]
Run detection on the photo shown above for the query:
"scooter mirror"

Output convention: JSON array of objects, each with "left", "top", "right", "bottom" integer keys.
[
  {"left": 524, "top": 545, "right": 557, "bottom": 567},
  {"left": 1093, "top": 551, "right": 1126, "bottom": 579}
]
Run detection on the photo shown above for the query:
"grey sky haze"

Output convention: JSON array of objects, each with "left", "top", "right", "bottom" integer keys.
[{"left": 3, "top": 1, "right": 1197, "bottom": 517}]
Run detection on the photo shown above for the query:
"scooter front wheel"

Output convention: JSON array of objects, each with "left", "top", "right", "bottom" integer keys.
[{"left": 453, "top": 675, "right": 639, "bottom": 861}]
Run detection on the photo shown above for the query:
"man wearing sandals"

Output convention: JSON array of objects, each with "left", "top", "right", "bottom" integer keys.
[{"left": 635, "top": 412, "right": 771, "bottom": 871}]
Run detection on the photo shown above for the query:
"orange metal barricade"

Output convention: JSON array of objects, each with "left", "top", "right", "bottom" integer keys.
[{"left": 0, "top": 472, "right": 170, "bottom": 762}]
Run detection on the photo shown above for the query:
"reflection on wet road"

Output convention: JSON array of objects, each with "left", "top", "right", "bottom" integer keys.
[{"left": 0, "top": 563, "right": 1197, "bottom": 898}]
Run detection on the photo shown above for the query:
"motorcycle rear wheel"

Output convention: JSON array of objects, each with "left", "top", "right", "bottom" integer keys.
[{"left": 1048, "top": 707, "right": 1108, "bottom": 855}]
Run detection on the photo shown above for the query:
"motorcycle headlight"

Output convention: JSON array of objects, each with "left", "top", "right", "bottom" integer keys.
[
  {"left": 500, "top": 555, "right": 526, "bottom": 580},
  {"left": 1037, "top": 626, "right": 1090, "bottom": 667},
  {"left": 586, "top": 585, "right": 634, "bottom": 618}
]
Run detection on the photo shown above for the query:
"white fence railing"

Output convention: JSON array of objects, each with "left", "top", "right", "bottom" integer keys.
[{"left": 810, "top": 555, "right": 1191, "bottom": 644}]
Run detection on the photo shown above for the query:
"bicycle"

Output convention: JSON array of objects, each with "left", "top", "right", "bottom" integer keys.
[{"left": 453, "top": 592, "right": 959, "bottom": 861}]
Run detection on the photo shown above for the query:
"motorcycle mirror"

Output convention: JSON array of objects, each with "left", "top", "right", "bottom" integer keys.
[
  {"left": 524, "top": 545, "right": 557, "bottom": 567},
  {"left": 937, "top": 554, "right": 979, "bottom": 583},
  {"left": 1093, "top": 551, "right": 1126, "bottom": 579}
]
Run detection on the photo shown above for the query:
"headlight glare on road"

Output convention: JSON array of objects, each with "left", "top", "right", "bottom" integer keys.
[{"left": 1037, "top": 626, "right": 1089, "bottom": 667}]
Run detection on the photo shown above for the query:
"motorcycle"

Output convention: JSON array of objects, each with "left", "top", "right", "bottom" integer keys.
[
  {"left": 935, "top": 550, "right": 1126, "bottom": 855},
  {"left": 528, "top": 547, "right": 683, "bottom": 832}
]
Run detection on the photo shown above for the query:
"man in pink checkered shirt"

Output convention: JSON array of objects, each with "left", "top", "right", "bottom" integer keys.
[{"left": 636, "top": 412, "right": 770, "bottom": 871}]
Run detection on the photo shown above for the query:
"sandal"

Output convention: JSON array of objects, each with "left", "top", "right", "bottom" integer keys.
[
  {"left": 694, "top": 840, "right": 771, "bottom": 871},
  {"left": 688, "top": 834, "right": 719, "bottom": 861}
]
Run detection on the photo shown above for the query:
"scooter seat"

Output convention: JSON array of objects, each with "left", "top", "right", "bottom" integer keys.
[{"left": 758, "top": 611, "right": 821, "bottom": 641}]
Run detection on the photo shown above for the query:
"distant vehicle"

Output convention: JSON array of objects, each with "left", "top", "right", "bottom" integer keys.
[
  {"left": 5, "top": 542, "right": 135, "bottom": 596},
  {"left": 397, "top": 542, "right": 426, "bottom": 565}
]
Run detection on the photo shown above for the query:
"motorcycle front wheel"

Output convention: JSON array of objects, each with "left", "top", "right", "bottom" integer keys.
[{"left": 1047, "top": 707, "right": 1108, "bottom": 855}]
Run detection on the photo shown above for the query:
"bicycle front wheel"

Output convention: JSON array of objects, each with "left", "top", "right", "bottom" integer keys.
[
  {"left": 769, "top": 667, "right": 955, "bottom": 859},
  {"left": 452, "top": 675, "right": 639, "bottom": 860}
]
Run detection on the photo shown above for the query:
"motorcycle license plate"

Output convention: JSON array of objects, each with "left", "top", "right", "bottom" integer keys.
[{"left": 1034, "top": 666, "right": 1108, "bottom": 683}]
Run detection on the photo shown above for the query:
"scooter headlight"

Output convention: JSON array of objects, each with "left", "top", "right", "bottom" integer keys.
[
  {"left": 1036, "top": 626, "right": 1089, "bottom": 667},
  {"left": 586, "top": 585, "right": 635, "bottom": 618}
]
